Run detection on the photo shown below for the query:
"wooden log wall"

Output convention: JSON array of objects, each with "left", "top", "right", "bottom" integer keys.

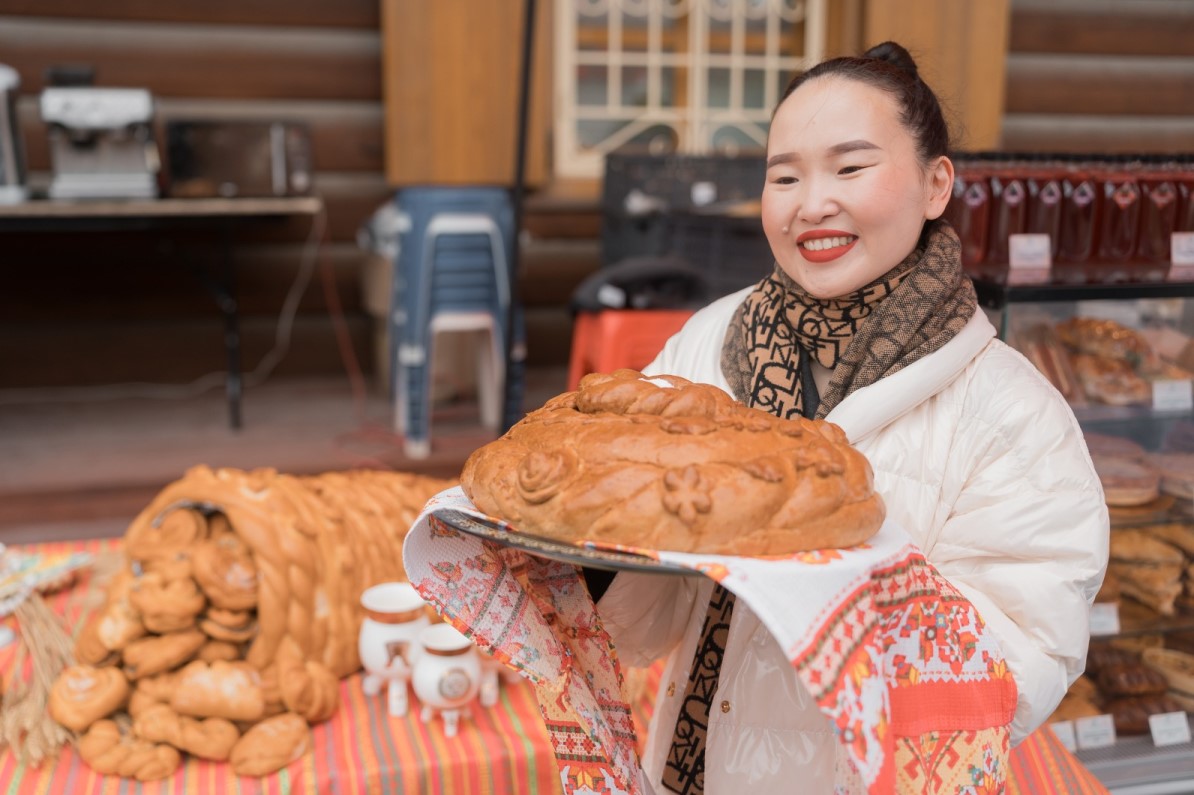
[
  {"left": 1002, "top": 0, "right": 1194, "bottom": 153},
  {"left": 0, "top": 2, "right": 389, "bottom": 388}
]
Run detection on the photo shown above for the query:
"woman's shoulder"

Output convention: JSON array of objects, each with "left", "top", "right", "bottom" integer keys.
[
  {"left": 968, "top": 337, "right": 1068, "bottom": 402},
  {"left": 960, "top": 337, "right": 1090, "bottom": 446}
]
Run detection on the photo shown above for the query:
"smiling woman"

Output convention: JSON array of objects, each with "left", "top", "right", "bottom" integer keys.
[{"left": 590, "top": 40, "right": 1109, "bottom": 794}]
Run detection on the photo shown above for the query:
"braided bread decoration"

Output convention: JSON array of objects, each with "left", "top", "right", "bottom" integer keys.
[
  {"left": 58, "top": 465, "right": 454, "bottom": 780},
  {"left": 133, "top": 704, "right": 240, "bottom": 762},
  {"left": 275, "top": 640, "right": 339, "bottom": 723},
  {"left": 77, "top": 720, "right": 182, "bottom": 781},
  {"left": 121, "top": 466, "right": 455, "bottom": 677}
]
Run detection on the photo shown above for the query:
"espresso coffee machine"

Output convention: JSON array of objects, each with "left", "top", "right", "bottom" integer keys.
[
  {"left": 0, "top": 64, "right": 28, "bottom": 204},
  {"left": 40, "top": 86, "right": 160, "bottom": 199}
]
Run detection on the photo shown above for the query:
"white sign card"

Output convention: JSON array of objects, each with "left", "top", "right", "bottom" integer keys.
[
  {"left": 1149, "top": 712, "right": 1192, "bottom": 747},
  {"left": 1153, "top": 379, "right": 1194, "bottom": 413},
  {"left": 1006, "top": 234, "right": 1052, "bottom": 286},
  {"left": 1088, "top": 603, "right": 1120, "bottom": 636},
  {"left": 1169, "top": 232, "right": 1194, "bottom": 282},
  {"left": 1075, "top": 714, "right": 1117, "bottom": 750},
  {"left": 1050, "top": 720, "right": 1077, "bottom": 752}
]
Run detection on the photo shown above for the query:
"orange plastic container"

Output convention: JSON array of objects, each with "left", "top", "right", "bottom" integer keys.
[{"left": 567, "top": 309, "right": 695, "bottom": 390}]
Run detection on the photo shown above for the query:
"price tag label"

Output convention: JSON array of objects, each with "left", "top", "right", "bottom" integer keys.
[
  {"left": 1170, "top": 232, "right": 1194, "bottom": 281},
  {"left": 1075, "top": 714, "right": 1117, "bottom": 749},
  {"left": 1007, "top": 234, "right": 1052, "bottom": 286},
  {"left": 1153, "top": 379, "right": 1194, "bottom": 413},
  {"left": 1050, "top": 720, "right": 1077, "bottom": 752},
  {"left": 1149, "top": 711, "right": 1192, "bottom": 747},
  {"left": 1088, "top": 603, "right": 1121, "bottom": 636}
]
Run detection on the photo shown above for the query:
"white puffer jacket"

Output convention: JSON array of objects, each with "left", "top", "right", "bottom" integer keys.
[{"left": 598, "top": 288, "right": 1109, "bottom": 793}]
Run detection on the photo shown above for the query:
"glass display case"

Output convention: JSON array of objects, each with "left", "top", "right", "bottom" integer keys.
[{"left": 978, "top": 278, "right": 1194, "bottom": 794}]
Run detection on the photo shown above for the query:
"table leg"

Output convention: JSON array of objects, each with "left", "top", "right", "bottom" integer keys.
[{"left": 218, "top": 225, "right": 243, "bottom": 430}]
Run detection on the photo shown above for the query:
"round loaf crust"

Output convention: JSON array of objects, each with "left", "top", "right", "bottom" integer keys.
[{"left": 462, "top": 370, "right": 885, "bottom": 556}]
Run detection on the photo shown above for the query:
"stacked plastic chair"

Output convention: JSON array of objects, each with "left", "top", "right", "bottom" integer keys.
[{"left": 391, "top": 187, "right": 525, "bottom": 459}]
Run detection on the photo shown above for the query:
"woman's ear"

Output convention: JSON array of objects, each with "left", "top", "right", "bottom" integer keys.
[{"left": 924, "top": 156, "right": 955, "bottom": 221}]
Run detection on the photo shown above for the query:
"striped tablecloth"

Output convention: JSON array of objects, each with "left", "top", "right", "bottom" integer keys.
[
  {"left": 1, "top": 539, "right": 1106, "bottom": 795},
  {"left": 0, "top": 539, "right": 564, "bottom": 795}
]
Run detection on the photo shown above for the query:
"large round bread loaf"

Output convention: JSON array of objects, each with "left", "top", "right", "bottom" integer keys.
[{"left": 462, "top": 370, "right": 885, "bottom": 556}]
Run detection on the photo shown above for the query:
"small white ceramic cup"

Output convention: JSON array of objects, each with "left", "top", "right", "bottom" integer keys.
[
  {"left": 358, "top": 582, "right": 430, "bottom": 718},
  {"left": 412, "top": 623, "right": 481, "bottom": 737}
]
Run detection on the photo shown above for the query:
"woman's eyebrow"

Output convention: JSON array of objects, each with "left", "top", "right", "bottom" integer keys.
[
  {"left": 767, "top": 139, "right": 879, "bottom": 169},
  {"left": 828, "top": 139, "right": 879, "bottom": 156}
]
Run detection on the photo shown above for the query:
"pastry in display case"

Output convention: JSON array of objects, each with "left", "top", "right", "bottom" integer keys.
[{"left": 982, "top": 280, "right": 1194, "bottom": 788}]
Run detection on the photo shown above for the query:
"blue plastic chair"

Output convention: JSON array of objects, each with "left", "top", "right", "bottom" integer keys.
[{"left": 391, "top": 187, "right": 525, "bottom": 458}]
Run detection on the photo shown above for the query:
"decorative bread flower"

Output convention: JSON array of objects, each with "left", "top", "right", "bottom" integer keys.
[
  {"left": 516, "top": 449, "right": 577, "bottom": 504},
  {"left": 662, "top": 466, "right": 712, "bottom": 525}
]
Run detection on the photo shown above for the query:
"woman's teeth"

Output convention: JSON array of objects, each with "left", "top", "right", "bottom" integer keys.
[{"left": 800, "top": 236, "right": 855, "bottom": 251}]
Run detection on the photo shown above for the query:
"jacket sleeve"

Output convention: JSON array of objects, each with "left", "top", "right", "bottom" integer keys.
[{"left": 926, "top": 353, "right": 1109, "bottom": 743}]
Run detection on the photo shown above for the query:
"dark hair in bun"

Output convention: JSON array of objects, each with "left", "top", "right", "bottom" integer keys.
[{"left": 776, "top": 40, "right": 949, "bottom": 164}]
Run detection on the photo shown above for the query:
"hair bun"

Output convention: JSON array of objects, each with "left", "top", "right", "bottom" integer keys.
[{"left": 863, "top": 41, "right": 919, "bottom": 79}]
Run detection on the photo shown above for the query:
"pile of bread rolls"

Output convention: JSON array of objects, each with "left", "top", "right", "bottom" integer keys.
[
  {"left": 1083, "top": 432, "right": 1194, "bottom": 617},
  {"left": 1050, "top": 640, "right": 1194, "bottom": 734},
  {"left": 48, "top": 465, "right": 453, "bottom": 780}
]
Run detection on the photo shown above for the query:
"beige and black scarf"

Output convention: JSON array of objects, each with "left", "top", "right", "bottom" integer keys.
[{"left": 721, "top": 219, "right": 978, "bottom": 420}]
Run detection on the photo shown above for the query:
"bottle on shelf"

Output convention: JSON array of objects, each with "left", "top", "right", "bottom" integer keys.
[
  {"left": 1056, "top": 155, "right": 1104, "bottom": 284},
  {"left": 988, "top": 154, "right": 1029, "bottom": 274},
  {"left": 946, "top": 153, "right": 992, "bottom": 280},
  {"left": 1024, "top": 152, "right": 1064, "bottom": 266},
  {"left": 1177, "top": 154, "right": 1194, "bottom": 235},
  {"left": 1135, "top": 155, "right": 1180, "bottom": 281},
  {"left": 1096, "top": 154, "right": 1143, "bottom": 284}
]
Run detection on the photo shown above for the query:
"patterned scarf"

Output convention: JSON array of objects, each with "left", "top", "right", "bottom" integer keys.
[{"left": 721, "top": 219, "right": 977, "bottom": 420}]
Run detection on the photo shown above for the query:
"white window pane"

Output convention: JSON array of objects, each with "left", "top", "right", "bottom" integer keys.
[
  {"left": 578, "top": 65, "right": 610, "bottom": 106},
  {"left": 707, "top": 68, "right": 732, "bottom": 110}
]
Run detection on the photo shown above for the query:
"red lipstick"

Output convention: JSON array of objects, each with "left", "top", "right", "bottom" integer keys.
[{"left": 795, "top": 229, "right": 858, "bottom": 263}]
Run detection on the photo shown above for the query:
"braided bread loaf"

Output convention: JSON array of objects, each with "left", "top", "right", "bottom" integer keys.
[
  {"left": 77, "top": 721, "right": 181, "bottom": 781},
  {"left": 133, "top": 704, "right": 240, "bottom": 761}
]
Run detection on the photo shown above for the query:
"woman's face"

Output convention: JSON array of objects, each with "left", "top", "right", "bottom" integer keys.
[{"left": 761, "top": 75, "right": 953, "bottom": 299}]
